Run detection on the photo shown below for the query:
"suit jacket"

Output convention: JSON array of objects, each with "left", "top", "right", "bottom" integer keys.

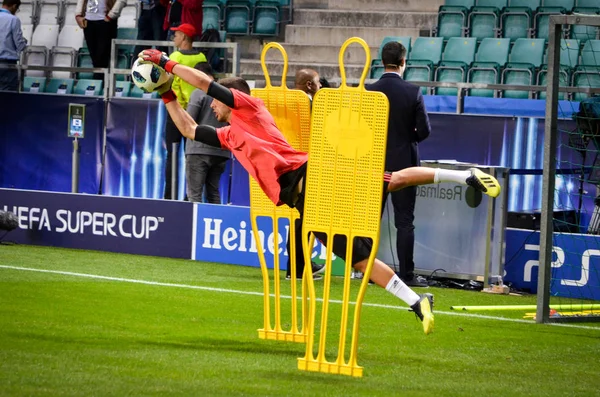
[{"left": 367, "top": 73, "right": 431, "bottom": 171}]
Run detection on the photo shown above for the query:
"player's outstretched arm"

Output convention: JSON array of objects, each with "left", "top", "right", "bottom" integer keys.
[{"left": 139, "top": 49, "right": 211, "bottom": 93}]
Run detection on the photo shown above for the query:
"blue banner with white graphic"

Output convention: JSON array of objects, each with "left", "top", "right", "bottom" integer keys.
[
  {"left": 504, "top": 228, "right": 600, "bottom": 301},
  {"left": 0, "top": 188, "right": 193, "bottom": 258},
  {"left": 0, "top": 92, "right": 104, "bottom": 194}
]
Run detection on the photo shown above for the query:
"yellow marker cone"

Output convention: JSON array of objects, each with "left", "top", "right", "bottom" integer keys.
[
  {"left": 250, "top": 42, "right": 313, "bottom": 343},
  {"left": 297, "top": 37, "right": 390, "bottom": 377}
]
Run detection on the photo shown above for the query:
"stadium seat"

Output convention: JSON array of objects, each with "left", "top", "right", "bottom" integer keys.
[
  {"left": 203, "top": 0, "right": 225, "bottom": 30},
  {"left": 50, "top": 47, "right": 76, "bottom": 78},
  {"left": 370, "top": 66, "right": 385, "bottom": 80},
  {"left": 21, "top": 24, "right": 34, "bottom": 44},
  {"left": 22, "top": 76, "right": 46, "bottom": 93},
  {"left": 130, "top": 84, "right": 159, "bottom": 98},
  {"left": 573, "top": 66, "right": 600, "bottom": 101},
  {"left": 37, "top": 0, "right": 61, "bottom": 25},
  {"left": 73, "top": 79, "right": 103, "bottom": 96},
  {"left": 537, "top": 67, "right": 571, "bottom": 99},
  {"left": 63, "top": 0, "right": 79, "bottom": 26},
  {"left": 435, "top": 0, "right": 474, "bottom": 39},
  {"left": 114, "top": 81, "right": 132, "bottom": 97},
  {"left": 76, "top": 50, "right": 94, "bottom": 80},
  {"left": 23, "top": 24, "right": 59, "bottom": 77},
  {"left": 534, "top": 0, "right": 573, "bottom": 40},
  {"left": 409, "top": 37, "right": 444, "bottom": 64},
  {"left": 253, "top": 0, "right": 281, "bottom": 35},
  {"left": 46, "top": 77, "right": 74, "bottom": 94},
  {"left": 468, "top": 0, "right": 507, "bottom": 39},
  {"left": 404, "top": 62, "right": 432, "bottom": 95},
  {"left": 502, "top": 38, "right": 546, "bottom": 98},
  {"left": 225, "top": 0, "right": 255, "bottom": 35},
  {"left": 435, "top": 38, "right": 477, "bottom": 95},
  {"left": 501, "top": 0, "right": 541, "bottom": 40},
  {"left": 570, "top": 10, "right": 599, "bottom": 41},
  {"left": 18, "top": 0, "right": 38, "bottom": 25},
  {"left": 467, "top": 38, "right": 511, "bottom": 97},
  {"left": 116, "top": 28, "right": 138, "bottom": 56},
  {"left": 580, "top": 40, "right": 600, "bottom": 67}
]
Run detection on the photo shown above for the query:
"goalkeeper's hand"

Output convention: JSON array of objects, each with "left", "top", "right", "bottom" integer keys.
[
  {"left": 138, "top": 49, "right": 178, "bottom": 73},
  {"left": 156, "top": 74, "right": 177, "bottom": 104}
]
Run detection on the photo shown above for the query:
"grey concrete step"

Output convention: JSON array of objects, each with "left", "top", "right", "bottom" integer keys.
[
  {"left": 240, "top": 59, "right": 370, "bottom": 81},
  {"left": 285, "top": 25, "right": 421, "bottom": 46},
  {"left": 327, "top": 0, "right": 444, "bottom": 12},
  {"left": 262, "top": 43, "right": 377, "bottom": 65},
  {"left": 293, "top": 9, "right": 438, "bottom": 29}
]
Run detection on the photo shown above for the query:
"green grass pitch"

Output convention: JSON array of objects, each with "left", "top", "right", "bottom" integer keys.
[{"left": 0, "top": 245, "right": 599, "bottom": 396}]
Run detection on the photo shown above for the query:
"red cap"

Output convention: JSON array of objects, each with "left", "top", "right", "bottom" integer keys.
[{"left": 170, "top": 23, "right": 196, "bottom": 38}]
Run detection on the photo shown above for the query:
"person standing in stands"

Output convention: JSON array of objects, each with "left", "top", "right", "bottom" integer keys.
[
  {"left": 163, "top": 23, "right": 207, "bottom": 200},
  {"left": 285, "top": 67, "right": 324, "bottom": 280},
  {"left": 161, "top": 0, "right": 203, "bottom": 39},
  {"left": 133, "top": 0, "right": 167, "bottom": 58},
  {"left": 75, "top": 0, "right": 127, "bottom": 81},
  {"left": 185, "top": 61, "right": 229, "bottom": 204},
  {"left": 0, "top": 0, "right": 27, "bottom": 91},
  {"left": 367, "top": 41, "right": 431, "bottom": 288}
]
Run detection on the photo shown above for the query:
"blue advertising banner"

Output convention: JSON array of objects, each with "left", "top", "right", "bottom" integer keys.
[
  {"left": 193, "top": 203, "right": 330, "bottom": 268},
  {"left": 103, "top": 98, "right": 232, "bottom": 203},
  {"left": 0, "top": 92, "right": 104, "bottom": 194},
  {"left": 0, "top": 188, "right": 194, "bottom": 258},
  {"left": 504, "top": 228, "right": 600, "bottom": 301}
]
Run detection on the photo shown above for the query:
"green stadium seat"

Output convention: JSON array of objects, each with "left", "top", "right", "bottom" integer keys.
[
  {"left": 509, "top": 38, "right": 546, "bottom": 67},
  {"left": 117, "top": 28, "right": 138, "bottom": 54},
  {"left": 76, "top": 50, "right": 94, "bottom": 80},
  {"left": 576, "top": 0, "right": 600, "bottom": 8},
  {"left": 225, "top": 0, "right": 255, "bottom": 35},
  {"left": 501, "top": 0, "right": 540, "bottom": 40},
  {"left": 253, "top": 0, "right": 281, "bottom": 35},
  {"left": 405, "top": 60, "right": 433, "bottom": 95},
  {"left": 475, "top": 37, "right": 511, "bottom": 65},
  {"left": 369, "top": 65, "right": 385, "bottom": 79},
  {"left": 114, "top": 81, "right": 132, "bottom": 97},
  {"left": 436, "top": 10, "right": 468, "bottom": 39},
  {"left": 74, "top": 79, "right": 103, "bottom": 96},
  {"left": 502, "top": 62, "right": 536, "bottom": 98},
  {"left": 409, "top": 37, "right": 444, "bottom": 64},
  {"left": 203, "top": 0, "right": 225, "bottom": 30},
  {"left": 435, "top": 62, "right": 467, "bottom": 96},
  {"left": 534, "top": 1, "right": 572, "bottom": 40},
  {"left": 468, "top": 0, "right": 507, "bottom": 39},
  {"left": 573, "top": 65, "right": 600, "bottom": 101},
  {"left": 537, "top": 67, "right": 571, "bottom": 99},
  {"left": 580, "top": 39, "right": 600, "bottom": 66},
  {"left": 435, "top": 38, "right": 477, "bottom": 95},
  {"left": 466, "top": 38, "right": 511, "bottom": 97},
  {"left": 468, "top": 62, "right": 500, "bottom": 96},
  {"left": 23, "top": 76, "right": 47, "bottom": 93},
  {"left": 46, "top": 78, "right": 74, "bottom": 94},
  {"left": 130, "top": 84, "right": 160, "bottom": 98},
  {"left": 556, "top": 39, "right": 581, "bottom": 68}
]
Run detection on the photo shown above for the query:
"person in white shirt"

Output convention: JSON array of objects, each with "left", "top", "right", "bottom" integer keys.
[
  {"left": 74, "top": 0, "right": 127, "bottom": 81},
  {"left": 0, "top": 0, "right": 27, "bottom": 91}
]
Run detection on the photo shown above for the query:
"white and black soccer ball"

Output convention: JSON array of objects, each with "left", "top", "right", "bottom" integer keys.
[{"left": 131, "top": 58, "right": 169, "bottom": 93}]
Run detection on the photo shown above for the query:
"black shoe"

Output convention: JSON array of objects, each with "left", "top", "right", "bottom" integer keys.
[
  {"left": 311, "top": 262, "right": 325, "bottom": 275},
  {"left": 285, "top": 273, "right": 322, "bottom": 281},
  {"left": 405, "top": 275, "right": 429, "bottom": 288},
  {"left": 410, "top": 293, "right": 434, "bottom": 335}
]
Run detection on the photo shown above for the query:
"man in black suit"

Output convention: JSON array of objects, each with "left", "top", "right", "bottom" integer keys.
[{"left": 367, "top": 41, "right": 431, "bottom": 287}]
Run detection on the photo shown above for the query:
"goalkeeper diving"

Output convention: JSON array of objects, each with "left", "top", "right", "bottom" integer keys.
[{"left": 138, "top": 49, "right": 502, "bottom": 335}]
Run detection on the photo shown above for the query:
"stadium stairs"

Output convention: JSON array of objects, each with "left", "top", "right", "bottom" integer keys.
[{"left": 235, "top": 0, "right": 442, "bottom": 82}]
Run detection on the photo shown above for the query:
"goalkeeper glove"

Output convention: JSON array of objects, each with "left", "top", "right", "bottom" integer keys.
[
  {"left": 156, "top": 74, "right": 176, "bottom": 105},
  {"left": 138, "top": 49, "right": 178, "bottom": 74}
]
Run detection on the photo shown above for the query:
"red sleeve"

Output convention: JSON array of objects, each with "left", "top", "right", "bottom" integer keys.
[
  {"left": 216, "top": 126, "right": 232, "bottom": 150},
  {"left": 179, "top": 0, "right": 203, "bottom": 10},
  {"left": 231, "top": 89, "right": 261, "bottom": 111}
]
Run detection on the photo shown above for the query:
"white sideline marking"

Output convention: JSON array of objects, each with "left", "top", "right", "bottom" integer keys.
[{"left": 1, "top": 265, "right": 599, "bottom": 332}]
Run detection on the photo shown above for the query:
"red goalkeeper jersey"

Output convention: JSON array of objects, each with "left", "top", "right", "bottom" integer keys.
[{"left": 216, "top": 89, "right": 308, "bottom": 206}]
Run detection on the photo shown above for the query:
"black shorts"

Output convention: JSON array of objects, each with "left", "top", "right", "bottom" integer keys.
[{"left": 278, "top": 162, "right": 373, "bottom": 266}]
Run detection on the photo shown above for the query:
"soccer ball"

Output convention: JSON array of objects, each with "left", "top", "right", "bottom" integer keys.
[{"left": 131, "top": 58, "right": 169, "bottom": 93}]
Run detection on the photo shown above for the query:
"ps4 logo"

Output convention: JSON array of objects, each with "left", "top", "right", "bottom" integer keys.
[{"left": 522, "top": 244, "right": 595, "bottom": 287}]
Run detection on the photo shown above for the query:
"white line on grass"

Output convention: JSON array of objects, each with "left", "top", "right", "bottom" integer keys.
[{"left": 1, "top": 265, "right": 599, "bottom": 332}]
